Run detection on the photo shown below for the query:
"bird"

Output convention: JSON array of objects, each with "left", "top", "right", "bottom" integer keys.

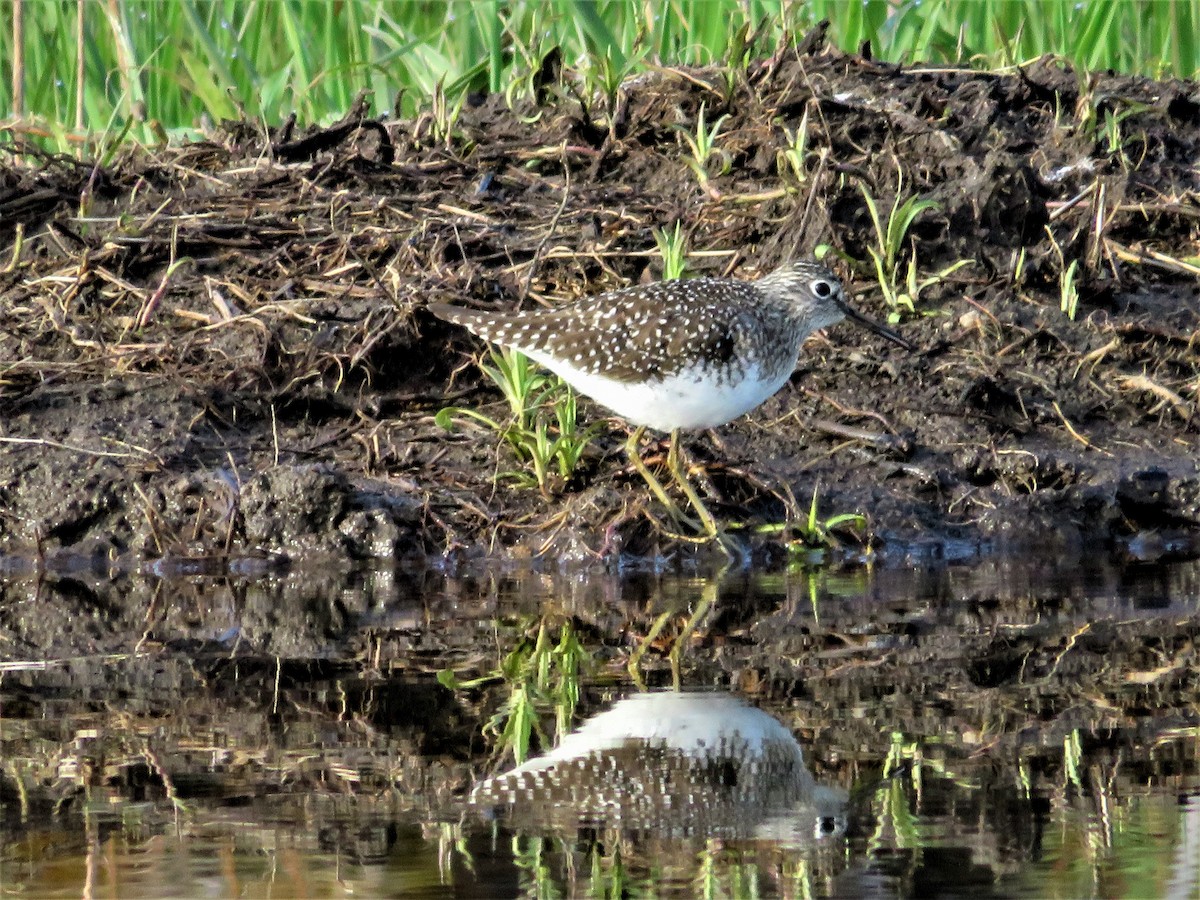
[
  {"left": 471, "top": 691, "right": 847, "bottom": 842},
  {"left": 429, "top": 259, "right": 912, "bottom": 540}
]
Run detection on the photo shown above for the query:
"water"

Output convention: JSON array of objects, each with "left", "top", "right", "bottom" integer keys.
[{"left": 2, "top": 556, "right": 1199, "bottom": 897}]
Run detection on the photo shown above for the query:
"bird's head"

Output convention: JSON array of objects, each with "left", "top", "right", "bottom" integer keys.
[{"left": 757, "top": 259, "right": 913, "bottom": 350}]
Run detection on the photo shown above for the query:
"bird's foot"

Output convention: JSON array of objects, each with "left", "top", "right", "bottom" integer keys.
[
  {"left": 625, "top": 427, "right": 702, "bottom": 532},
  {"left": 623, "top": 428, "right": 742, "bottom": 559}
]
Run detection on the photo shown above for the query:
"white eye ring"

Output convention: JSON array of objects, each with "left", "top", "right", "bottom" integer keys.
[{"left": 811, "top": 278, "right": 835, "bottom": 298}]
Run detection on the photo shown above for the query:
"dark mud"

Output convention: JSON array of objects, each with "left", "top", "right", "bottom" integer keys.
[{"left": 1, "top": 36, "right": 1198, "bottom": 569}]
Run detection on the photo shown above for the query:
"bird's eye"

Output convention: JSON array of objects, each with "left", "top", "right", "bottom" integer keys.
[{"left": 811, "top": 279, "right": 833, "bottom": 297}]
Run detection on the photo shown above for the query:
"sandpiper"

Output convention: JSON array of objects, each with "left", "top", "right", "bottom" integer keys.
[
  {"left": 471, "top": 692, "right": 847, "bottom": 841},
  {"left": 430, "top": 259, "right": 911, "bottom": 538}
]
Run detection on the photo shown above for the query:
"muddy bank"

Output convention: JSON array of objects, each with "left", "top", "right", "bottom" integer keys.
[{"left": 1, "top": 36, "right": 1198, "bottom": 566}]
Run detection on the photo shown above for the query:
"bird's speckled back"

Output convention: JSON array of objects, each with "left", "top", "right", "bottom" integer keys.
[{"left": 428, "top": 260, "right": 848, "bottom": 386}]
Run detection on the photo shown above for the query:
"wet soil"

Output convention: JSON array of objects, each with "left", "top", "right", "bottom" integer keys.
[{"left": 1, "top": 35, "right": 1199, "bottom": 569}]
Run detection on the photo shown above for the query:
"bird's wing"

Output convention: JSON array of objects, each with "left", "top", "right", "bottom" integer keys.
[
  {"left": 428, "top": 282, "right": 750, "bottom": 383},
  {"left": 567, "top": 281, "right": 748, "bottom": 382}
]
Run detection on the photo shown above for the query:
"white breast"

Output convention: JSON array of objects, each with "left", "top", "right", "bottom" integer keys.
[{"left": 526, "top": 350, "right": 792, "bottom": 432}]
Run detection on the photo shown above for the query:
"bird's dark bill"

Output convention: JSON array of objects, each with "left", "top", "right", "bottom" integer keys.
[{"left": 840, "top": 303, "right": 914, "bottom": 350}]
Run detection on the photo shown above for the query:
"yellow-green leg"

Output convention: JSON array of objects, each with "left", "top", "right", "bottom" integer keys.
[
  {"left": 668, "top": 432, "right": 744, "bottom": 559},
  {"left": 625, "top": 426, "right": 699, "bottom": 530},
  {"left": 665, "top": 429, "right": 721, "bottom": 539},
  {"left": 627, "top": 428, "right": 739, "bottom": 556}
]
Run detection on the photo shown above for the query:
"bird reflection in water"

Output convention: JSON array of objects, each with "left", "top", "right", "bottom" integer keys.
[{"left": 471, "top": 690, "right": 846, "bottom": 846}]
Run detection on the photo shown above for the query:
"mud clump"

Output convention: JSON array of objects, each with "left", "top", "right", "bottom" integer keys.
[{"left": 1, "top": 40, "right": 1197, "bottom": 567}]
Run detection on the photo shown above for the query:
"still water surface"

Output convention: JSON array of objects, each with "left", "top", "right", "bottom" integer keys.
[{"left": 2, "top": 556, "right": 1198, "bottom": 897}]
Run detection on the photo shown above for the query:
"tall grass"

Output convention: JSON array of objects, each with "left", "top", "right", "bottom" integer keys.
[{"left": 2, "top": 1, "right": 1198, "bottom": 147}]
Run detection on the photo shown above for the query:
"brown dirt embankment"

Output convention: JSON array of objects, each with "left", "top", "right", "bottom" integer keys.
[{"left": 1, "top": 36, "right": 1198, "bottom": 567}]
